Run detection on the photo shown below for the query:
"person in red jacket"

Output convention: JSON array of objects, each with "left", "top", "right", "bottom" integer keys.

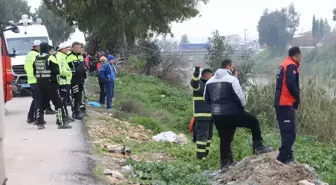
[{"left": 274, "top": 46, "right": 301, "bottom": 165}]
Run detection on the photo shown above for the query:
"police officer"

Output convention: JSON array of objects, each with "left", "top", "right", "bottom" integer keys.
[
  {"left": 190, "top": 63, "right": 213, "bottom": 160},
  {"left": 33, "top": 42, "right": 72, "bottom": 130},
  {"left": 274, "top": 46, "right": 301, "bottom": 165},
  {"left": 80, "top": 44, "right": 87, "bottom": 115},
  {"left": 43, "top": 45, "right": 57, "bottom": 115},
  {"left": 25, "top": 40, "right": 41, "bottom": 123},
  {"left": 67, "top": 42, "right": 87, "bottom": 119},
  {"left": 57, "top": 42, "right": 75, "bottom": 122}
]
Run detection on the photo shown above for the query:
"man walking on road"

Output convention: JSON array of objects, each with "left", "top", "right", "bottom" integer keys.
[
  {"left": 274, "top": 47, "right": 301, "bottom": 165},
  {"left": 190, "top": 63, "right": 213, "bottom": 160},
  {"left": 24, "top": 40, "right": 41, "bottom": 123},
  {"left": 99, "top": 55, "right": 116, "bottom": 112},
  {"left": 204, "top": 59, "right": 272, "bottom": 172}
]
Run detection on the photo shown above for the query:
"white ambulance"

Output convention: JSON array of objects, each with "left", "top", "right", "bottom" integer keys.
[{"left": 4, "top": 14, "right": 52, "bottom": 95}]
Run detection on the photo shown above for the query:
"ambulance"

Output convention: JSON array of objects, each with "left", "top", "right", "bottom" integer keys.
[{"left": 3, "top": 14, "right": 52, "bottom": 95}]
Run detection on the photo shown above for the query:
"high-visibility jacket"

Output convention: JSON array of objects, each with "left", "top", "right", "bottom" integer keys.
[
  {"left": 56, "top": 51, "right": 72, "bottom": 85},
  {"left": 190, "top": 68, "right": 211, "bottom": 120},
  {"left": 24, "top": 49, "right": 39, "bottom": 84},
  {"left": 67, "top": 52, "right": 86, "bottom": 83},
  {"left": 274, "top": 57, "right": 300, "bottom": 107}
]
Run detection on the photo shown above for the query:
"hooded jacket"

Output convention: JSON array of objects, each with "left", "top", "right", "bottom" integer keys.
[
  {"left": 98, "top": 61, "right": 116, "bottom": 83},
  {"left": 33, "top": 42, "right": 60, "bottom": 84},
  {"left": 204, "top": 69, "right": 246, "bottom": 115}
]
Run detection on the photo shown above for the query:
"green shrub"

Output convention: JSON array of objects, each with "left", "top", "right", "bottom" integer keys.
[
  {"left": 127, "top": 160, "right": 210, "bottom": 185},
  {"left": 118, "top": 99, "right": 141, "bottom": 113},
  {"left": 247, "top": 77, "right": 336, "bottom": 142}
]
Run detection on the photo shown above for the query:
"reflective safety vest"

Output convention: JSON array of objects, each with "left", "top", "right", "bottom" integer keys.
[
  {"left": 24, "top": 50, "right": 39, "bottom": 84},
  {"left": 56, "top": 51, "right": 72, "bottom": 85},
  {"left": 190, "top": 70, "right": 211, "bottom": 120},
  {"left": 34, "top": 54, "right": 51, "bottom": 83},
  {"left": 67, "top": 53, "right": 85, "bottom": 74}
]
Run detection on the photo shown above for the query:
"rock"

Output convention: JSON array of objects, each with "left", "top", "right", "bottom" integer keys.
[
  {"left": 120, "top": 165, "right": 133, "bottom": 175},
  {"left": 111, "top": 171, "right": 125, "bottom": 180},
  {"left": 145, "top": 129, "right": 153, "bottom": 134},
  {"left": 175, "top": 133, "right": 188, "bottom": 145},
  {"left": 104, "top": 169, "right": 113, "bottom": 175},
  {"left": 298, "top": 180, "right": 315, "bottom": 185},
  {"left": 130, "top": 133, "right": 150, "bottom": 141},
  {"left": 227, "top": 181, "right": 235, "bottom": 185},
  {"left": 302, "top": 164, "right": 315, "bottom": 173},
  {"left": 106, "top": 176, "right": 119, "bottom": 184},
  {"left": 136, "top": 125, "right": 145, "bottom": 131},
  {"left": 104, "top": 144, "right": 124, "bottom": 154},
  {"left": 314, "top": 180, "right": 329, "bottom": 185},
  {"left": 122, "top": 146, "right": 132, "bottom": 156},
  {"left": 104, "top": 144, "right": 131, "bottom": 156}
]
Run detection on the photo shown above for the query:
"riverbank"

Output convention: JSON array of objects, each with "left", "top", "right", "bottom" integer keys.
[{"left": 85, "top": 73, "right": 336, "bottom": 184}]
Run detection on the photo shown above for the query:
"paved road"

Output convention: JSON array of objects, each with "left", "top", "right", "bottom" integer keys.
[{"left": 3, "top": 97, "right": 99, "bottom": 185}]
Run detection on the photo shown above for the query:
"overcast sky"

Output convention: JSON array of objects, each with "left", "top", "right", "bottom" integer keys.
[{"left": 27, "top": 0, "right": 336, "bottom": 43}]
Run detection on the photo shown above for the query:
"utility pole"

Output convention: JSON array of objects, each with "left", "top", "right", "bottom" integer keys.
[{"left": 244, "top": 29, "right": 247, "bottom": 59}]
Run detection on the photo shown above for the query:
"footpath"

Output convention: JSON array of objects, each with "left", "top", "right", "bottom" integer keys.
[{"left": 3, "top": 97, "right": 99, "bottom": 185}]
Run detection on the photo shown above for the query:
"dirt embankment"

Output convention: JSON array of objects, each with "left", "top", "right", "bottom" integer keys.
[{"left": 209, "top": 152, "right": 328, "bottom": 185}]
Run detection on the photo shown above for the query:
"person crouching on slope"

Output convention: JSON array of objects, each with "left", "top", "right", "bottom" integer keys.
[{"left": 98, "top": 55, "right": 116, "bottom": 112}]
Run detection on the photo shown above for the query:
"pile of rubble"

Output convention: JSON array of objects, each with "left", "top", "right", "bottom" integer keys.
[{"left": 209, "top": 152, "right": 328, "bottom": 185}]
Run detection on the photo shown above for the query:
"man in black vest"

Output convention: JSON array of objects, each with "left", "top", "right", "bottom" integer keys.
[
  {"left": 190, "top": 63, "right": 213, "bottom": 160},
  {"left": 33, "top": 42, "right": 72, "bottom": 130}
]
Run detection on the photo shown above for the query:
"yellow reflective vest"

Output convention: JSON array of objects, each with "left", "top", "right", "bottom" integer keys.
[
  {"left": 24, "top": 50, "right": 39, "bottom": 84},
  {"left": 56, "top": 51, "right": 72, "bottom": 85}
]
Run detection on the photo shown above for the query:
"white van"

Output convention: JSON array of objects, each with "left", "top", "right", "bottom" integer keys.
[{"left": 3, "top": 15, "right": 51, "bottom": 94}]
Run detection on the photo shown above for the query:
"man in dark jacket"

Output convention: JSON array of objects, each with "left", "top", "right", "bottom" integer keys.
[
  {"left": 190, "top": 63, "right": 213, "bottom": 160},
  {"left": 204, "top": 59, "right": 272, "bottom": 171},
  {"left": 67, "top": 42, "right": 87, "bottom": 119},
  {"left": 274, "top": 46, "right": 301, "bottom": 165},
  {"left": 33, "top": 42, "right": 72, "bottom": 130}
]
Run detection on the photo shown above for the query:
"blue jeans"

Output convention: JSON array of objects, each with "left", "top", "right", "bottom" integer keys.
[{"left": 105, "top": 81, "right": 114, "bottom": 110}]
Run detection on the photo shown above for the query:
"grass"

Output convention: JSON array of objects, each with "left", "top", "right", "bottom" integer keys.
[{"left": 87, "top": 73, "right": 336, "bottom": 184}]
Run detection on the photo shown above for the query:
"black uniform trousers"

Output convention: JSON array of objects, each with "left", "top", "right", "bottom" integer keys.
[
  {"left": 98, "top": 78, "right": 106, "bottom": 104},
  {"left": 71, "top": 82, "right": 84, "bottom": 114},
  {"left": 28, "top": 84, "right": 37, "bottom": 120},
  {"left": 275, "top": 107, "right": 296, "bottom": 162},
  {"left": 59, "top": 85, "right": 71, "bottom": 116},
  {"left": 195, "top": 119, "right": 213, "bottom": 159},
  {"left": 212, "top": 111, "right": 263, "bottom": 162},
  {"left": 35, "top": 83, "right": 64, "bottom": 125}
]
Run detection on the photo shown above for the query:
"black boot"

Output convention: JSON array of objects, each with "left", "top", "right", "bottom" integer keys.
[
  {"left": 58, "top": 122, "right": 72, "bottom": 129},
  {"left": 37, "top": 124, "right": 45, "bottom": 130},
  {"left": 220, "top": 158, "right": 233, "bottom": 173},
  {"left": 45, "top": 108, "right": 57, "bottom": 115},
  {"left": 36, "top": 121, "right": 45, "bottom": 130},
  {"left": 64, "top": 116, "right": 75, "bottom": 122},
  {"left": 253, "top": 141, "right": 273, "bottom": 155},
  {"left": 56, "top": 119, "right": 72, "bottom": 129},
  {"left": 26, "top": 117, "right": 35, "bottom": 124}
]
